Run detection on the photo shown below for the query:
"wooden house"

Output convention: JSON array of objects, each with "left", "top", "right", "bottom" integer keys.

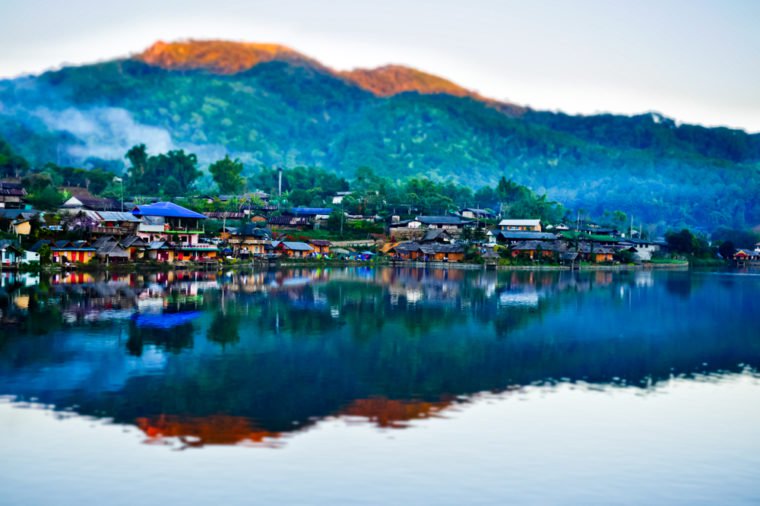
[
  {"left": 274, "top": 241, "right": 314, "bottom": 258},
  {"left": 499, "top": 219, "right": 542, "bottom": 232},
  {"left": 308, "top": 240, "right": 332, "bottom": 255}
]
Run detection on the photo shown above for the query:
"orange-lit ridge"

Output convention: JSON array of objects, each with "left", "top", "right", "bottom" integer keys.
[
  {"left": 135, "top": 40, "right": 525, "bottom": 114},
  {"left": 135, "top": 397, "right": 454, "bottom": 446},
  {"left": 138, "top": 40, "right": 314, "bottom": 74},
  {"left": 136, "top": 414, "right": 281, "bottom": 446}
]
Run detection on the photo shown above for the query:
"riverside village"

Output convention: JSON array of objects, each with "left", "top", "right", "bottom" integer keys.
[{"left": 1, "top": 178, "right": 758, "bottom": 272}]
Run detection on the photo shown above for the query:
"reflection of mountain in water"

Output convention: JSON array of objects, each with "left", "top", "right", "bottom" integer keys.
[{"left": 0, "top": 268, "right": 758, "bottom": 447}]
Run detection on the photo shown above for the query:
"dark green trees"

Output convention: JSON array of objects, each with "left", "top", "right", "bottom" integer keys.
[
  {"left": 209, "top": 155, "right": 245, "bottom": 194},
  {"left": 125, "top": 145, "right": 201, "bottom": 197}
]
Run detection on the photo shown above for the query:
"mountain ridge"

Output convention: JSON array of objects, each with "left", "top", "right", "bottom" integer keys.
[
  {"left": 0, "top": 39, "right": 759, "bottom": 231},
  {"left": 134, "top": 39, "right": 527, "bottom": 116}
]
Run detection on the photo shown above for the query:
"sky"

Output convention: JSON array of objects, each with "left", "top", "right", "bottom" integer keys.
[{"left": 1, "top": 0, "right": 759, "bottom": 131}]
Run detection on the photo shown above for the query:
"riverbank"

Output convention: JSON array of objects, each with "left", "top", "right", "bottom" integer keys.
[{"left": 11, "top": 258, "right": 698, "bottom": 274}]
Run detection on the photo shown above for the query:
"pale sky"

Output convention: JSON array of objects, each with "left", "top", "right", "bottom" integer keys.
[{"left": 1, "top": 0, "right": 758, "bottom": 131}]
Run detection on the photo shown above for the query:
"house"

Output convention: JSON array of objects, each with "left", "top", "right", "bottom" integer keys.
[
  {"left": 287, "top": 208, "right": 334, "bottom": 220},
  {"left": 93, "top": 236, "right": 130, "bottom": 263},
  {"left": 0, "top": 209, "right": 40, "bottom": 236},
  {"left": 133, "top": 202, "right": 207, "bottom": 245},
  {"left": 617, "top": 238, "right": 662, "bottom": 261},
  {"left": 734, "top": 249, "right": 760, "bottom": 262},
  {"left": 421, "top": 228, "right": 454, "bottom": 243},
  {"left": 60, "top": 188, "right": 119, "bottom": 212},
  {"left": 510, "top": 240, "right": 564, "bottom": 260},
  {"left": 577, "top": 243, "right": 615, "bottom": 263},
  {"left": 0, "top": 182, "right": 27, "bottom": 209},
  {"left": 227, "top": 224, "right": 272, "bottom": 256},
  {"left": 460, "top": 208, "right": 496, "bottom": 221},
  {"left": 0, "top": 240, "right": 23, "bottom": 267},
  {"left": 274, "top": 241, "right": 314, "bottom": 258},
  {"left": 499, "top": 219, "right": 542, "bottom": 232},
  {"left": 31, "top": 240, "right": 97, "bottom": 264},
  {"left": 145, "top": 241, "right": 174, "bottom": 263},
  {"left": 120, "top": 235, "right": 148, "bottom": 260},
  {"left": 267, "top": 215, "right": 311, "bottom": 230},
  {"left": 332, "top": 191, "right": 353, "bottom": 205},
  {"left": 425, "top": 243, "right": 465, "bottom": 262},
  {"left": 491, "top": 230, "right": 557, "bottom": 245},
  {"left": 416, "top": 216, "right": 473, "bottom": 230},
  {"left": 90, "top": 211, "right": 142, "bottom": 236},
  {"left": 308, "top": 240, "right": 332, "bottom": 255},
  {"left": 389, "top": 241, "right": 465, "bottom": 262}
]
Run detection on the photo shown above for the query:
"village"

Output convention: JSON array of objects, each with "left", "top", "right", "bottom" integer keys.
[{"left": 1, "top": 181, "right": 759, "bottom": 270}]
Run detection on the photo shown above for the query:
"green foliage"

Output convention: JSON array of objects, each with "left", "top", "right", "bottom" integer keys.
[
  {"left": 38, "top": 243, "right": 52, "bottom": 265},
  {"left": 0, "top": 138, "right": 29, "bottom": 178},
  {"left": 665, "top": 229, "right": 711, "bottom": 257},
  {"left": 2, "top": 58, "right": 760, "bottom": 231},
  {"left": 718, "top": 241, "right": 736, "bottom": 260},
  {"left": 613, "top": 249, "right": 636, "bottom": 264},
  {"left": 125, "top": 144, "right": 201, "bottom": 196},
  {"left": 209, "top": 155, "right": 245, "bottom": 194}
]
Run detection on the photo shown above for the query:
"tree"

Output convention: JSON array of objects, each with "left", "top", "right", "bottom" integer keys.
[
  {"left": 125, "top": 144, "right": 149, "bottom": 194},
  {"left": 665, "top": 229, "right": 710, "bottom": 257},
  {"left": 209, "top": 156, "right": 245, "bottom": 194},
  {"left": 38, "top": 243, "right": 52, "bottom": 265},
  {"left": 718, "top": 241, "right": 736, "bottom": 260},
  {"left": 124, "top": 145, "right": 201, "bottom": 196},
  {"left": 0, "top": 139, "right": 29, "bottom": 178}
]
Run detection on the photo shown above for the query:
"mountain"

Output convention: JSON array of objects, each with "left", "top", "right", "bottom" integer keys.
[{"left": 0, "top": 39, "right": 759, "bottom": 230}]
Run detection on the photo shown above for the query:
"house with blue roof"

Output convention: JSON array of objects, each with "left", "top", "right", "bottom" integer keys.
[{"left": 132, "top": 202, "right": 207, "bottom": 245}]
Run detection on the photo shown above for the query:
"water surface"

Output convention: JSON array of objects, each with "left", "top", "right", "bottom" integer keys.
[{"left": 0, "top": 267, "right": 758, "bottom": 505}]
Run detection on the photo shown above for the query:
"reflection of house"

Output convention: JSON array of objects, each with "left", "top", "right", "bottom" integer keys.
[{"left": 499, "top": 219, "right": 542, "bottom": 232}]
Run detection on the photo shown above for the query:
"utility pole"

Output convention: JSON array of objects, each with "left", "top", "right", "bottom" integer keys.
[{"left": 277, "top": 167, "right": 283, "bottom": 209}]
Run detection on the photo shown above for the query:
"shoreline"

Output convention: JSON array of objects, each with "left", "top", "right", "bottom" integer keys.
[{"left": 9, "top": 259, "right": 696, "bottom": 274}]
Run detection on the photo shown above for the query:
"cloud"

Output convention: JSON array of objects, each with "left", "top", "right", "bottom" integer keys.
[{"left": 32, "top": 106, "right": 175, "bottom": 161}]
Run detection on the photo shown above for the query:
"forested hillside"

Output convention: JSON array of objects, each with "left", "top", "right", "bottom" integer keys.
[{"left": 0, "top": 40, "right": 758, "bottom": 231}]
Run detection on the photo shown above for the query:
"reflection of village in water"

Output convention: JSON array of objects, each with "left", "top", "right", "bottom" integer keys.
[{"left": 0, "top": 267, "right": 758, "bottom": 448}]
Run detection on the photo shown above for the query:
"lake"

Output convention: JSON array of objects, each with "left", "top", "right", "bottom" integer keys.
[{"left": 1, "top": 267, "right": 759, "bottom": 505}]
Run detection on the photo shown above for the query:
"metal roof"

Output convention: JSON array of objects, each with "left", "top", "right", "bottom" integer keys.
[
  {"left": 416, "top": 216, "right": 472, "bottom": 225},
  {"left": 279, "top": 241, "right": 314, "bottom": 251},
  {"left": 132, "top": 202, "right": 206, "bottom": 220},
  {"left": 97, "top": 211, "right": 141, "bottom": 222},
  {"left": 288, "top": 207, "right": 334, "bottom": 216},
  {"left": 498, "top": 219, "right": 541, "bottom": 226},
  {"left": 495, "top": 231, "right": 557, "bottom": 241}
]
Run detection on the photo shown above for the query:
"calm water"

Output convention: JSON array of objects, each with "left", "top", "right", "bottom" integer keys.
[{"left": 0, "top": 267, "right": 759, "bottom": 505}]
